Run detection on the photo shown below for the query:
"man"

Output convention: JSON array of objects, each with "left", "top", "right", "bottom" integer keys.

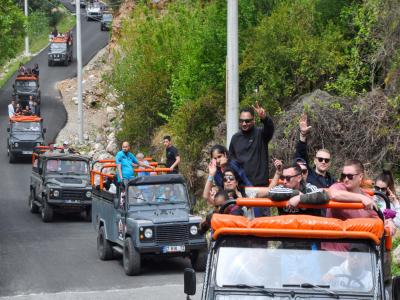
[
  {"left": 136, "top": 152, "right": 150, "bottom": 176},
  {"left": 32, "top": 64, "right": 40, "bottom": 77},
  {"left": 60, "top": 141, "right": 74, "bottom": 154},
  {"left": 8, "top": 100, "right": 15, "bottom": 118},
  {"left": 163, "top": 136, "right": 180, "bottom": 173},
  {"left": 116, "top": 141, "right": 152, "bottom": 182},
  {"left": 259, "top": 164, "right": 328, "bottom": 216},
  {"left": 29, "top": 96, "right": 35, "bottom": 115},
  {"left": 229, "top": 102, "right": 274, "bottom": 186},
  {"left": 294, "top": 113, "right": 335, "bottom": 188}
]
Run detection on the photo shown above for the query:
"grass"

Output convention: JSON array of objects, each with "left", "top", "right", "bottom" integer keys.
[
  {"left": 392, "top": 235, "right": 400, "bottom": 276},
  {"left": 0, "top": 7, "right": 75, "bottom": 89}
]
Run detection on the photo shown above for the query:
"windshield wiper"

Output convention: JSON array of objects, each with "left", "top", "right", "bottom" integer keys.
[
  {"left": 222, "top": 284, "right": 274, "bottom": 297},
  {"left": 282, "top": 283, "right": 339, "bottom": 299}
]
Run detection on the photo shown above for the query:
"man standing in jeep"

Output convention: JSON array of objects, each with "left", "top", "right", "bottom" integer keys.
[{"left": 163, "top": 135, "right": 180, "bottom": 173}]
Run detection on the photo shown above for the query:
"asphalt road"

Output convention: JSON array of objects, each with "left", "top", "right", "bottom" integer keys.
[{"left": 0, "top": 2, "right": 202, "bottom": 299}]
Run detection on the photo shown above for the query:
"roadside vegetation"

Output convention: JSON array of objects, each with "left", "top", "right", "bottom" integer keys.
[{"left": 0, "top": 0, "right": 75, "bottom": 88}]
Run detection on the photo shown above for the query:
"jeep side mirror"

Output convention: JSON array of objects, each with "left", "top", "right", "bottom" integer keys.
[
  {"left": 393, "top": 276, "right": 400, "bottom": 300},
  {"left": 7, "top": 128, "right": 10, "bottom": 132},
  {"left": 43, "top": 128, "right": 47, "bottom": 133},
  {"left": 184, "top": 268, "right": 196, "bottom": 298}
]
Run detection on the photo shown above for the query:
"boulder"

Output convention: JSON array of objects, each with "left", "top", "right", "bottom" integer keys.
[
  {"left": 94, "top": 143, "right": 105, "bottom": 151},
  {"left": 106, "top": 107, "right": 117, "bottom": 122},
  {"left": 106, "top": 140, "right": 118, "bottom": 154}
]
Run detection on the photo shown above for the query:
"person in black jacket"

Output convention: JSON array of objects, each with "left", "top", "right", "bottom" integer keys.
[
  {"left": 229, "top": 102, "right": 274, "bottom": 187},
  {"left": 294, "top": 113, "right": 335, "bottom": 189}
]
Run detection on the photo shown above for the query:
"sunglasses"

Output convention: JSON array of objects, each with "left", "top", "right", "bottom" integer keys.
[
  {"left": 374, "top": 186, "right": 387, "bottom": 193},
  {"left": 280, "top": 174, "right": 301, "bottom": 182},
  {"left": 316, "top": 157, "right": 331, "bottom": 163},
  {"left": 239, "top": 118, "right": 254, "bottom": 124},
  {"left": 223, "top": 175, "right": 236, "bottom": 182},
  {"left": 340, "top": 173, "right": 359, "bottom": 181}
]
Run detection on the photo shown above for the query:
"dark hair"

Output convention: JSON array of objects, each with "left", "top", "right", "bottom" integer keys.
[
  {"left": 239, "top": 107, "right": 255, "bottom": 117},
  {"left": 214, "top": 190, "right": 229, "bottom": 200},
  {"left": 223, "top": 167, "right": 240, "bottom": 181},
  {"left": 375, "top": 170, "right": 395, "bottom": 192},
  {"left": 283, "top": 163, "right": 303, "bottom": 175},
  {"left": 210, "top": 144, "right": 229, "bottom": 158},
  {"left": 344, "top": 159, "right": 364, "bottom": 174},
  {"left": 163, "top": 135, "right": 171, "bottom": 141}
]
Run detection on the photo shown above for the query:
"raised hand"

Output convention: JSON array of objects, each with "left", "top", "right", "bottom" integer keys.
[
  {"left": 299, "top": 113, "right": 312, "bottom": 135},
  {"left": 208, "top": 159, "right": 217, "bottom": 176},
  {"left": 272, "top": 158, "right": 283, "bottom": 174},
  {"left": 252, "top": 101, "right": 266, "bottom": 120}
]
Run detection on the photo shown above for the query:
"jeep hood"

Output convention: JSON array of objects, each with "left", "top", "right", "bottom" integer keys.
[
  {"left": 45, "top": 176, "right": 90, "bottom": 188},
  {"left": 129, "top": 206, "right": 189, "bottom": 223}
]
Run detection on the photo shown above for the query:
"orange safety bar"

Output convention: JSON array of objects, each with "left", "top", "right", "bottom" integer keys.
[
  {"left": 236, "top": 198, "right": 366, "bottom": 210},
  {"left": 10, "top": 115, "right": 42, "bottom": 122},
  {"left": 91, "top": 169, "right": 115, "bottom": 190},
  {"left": 15, "top": 76, "right": 38, "bottom": 81},
  {"left": 385, "top": 227, "right": 392, "bottom": 250}
]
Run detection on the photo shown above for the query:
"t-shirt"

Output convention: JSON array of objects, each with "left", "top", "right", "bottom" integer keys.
[
  {"left": 166, "top": 146, "right": 179, "bottom": 171},
  {"left": 327, "top": 183, "right": 378, "bottom": 219},
  {"left": 137, "top": 160, "right": 150, "bottom": 176},
  {"left": 326, "top": 260, "right": 372, "bottom": 291},
  {"left": 115, "top": 150, "right": 139, "bottom": 181}
]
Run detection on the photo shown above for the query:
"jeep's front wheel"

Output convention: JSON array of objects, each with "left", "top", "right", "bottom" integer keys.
[
  {"left": 41, "top": 200, "right": 54, "bottom": 222},
  {"left": 29, "top": 189, "right": 39, "bottom": 213},
  {"left": 123, "top": 237, "right": 141, "bottom": 275},
  {"left": 9, "top": 152, "right": 15, "bottom": 164},
  {"left": 191, "top": 248, "right": 208, "bottom": 272},
  {"left": 97, "top": 226, "right": 113, "bottom": 260}
]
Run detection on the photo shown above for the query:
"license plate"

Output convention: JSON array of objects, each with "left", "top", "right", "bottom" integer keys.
[
  {"left": 53, "top": 58, "right": 60, "bottom": 61},
  {"left": 65, "top": 199, "right": 80, "bottom": 204},
  {"left": 162, "top": 245, "right": 185, "bottom": 253},
  {"left": 22, "top": 151, "right": 33, "bottom": 155}
]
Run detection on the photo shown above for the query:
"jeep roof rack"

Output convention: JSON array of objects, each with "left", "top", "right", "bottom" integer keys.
[
  {"left": 10, "top": 115, "right": 42, "bottom": 122},
  {"left": 15, "top": 74, "right": 38, "bottom": 81}
]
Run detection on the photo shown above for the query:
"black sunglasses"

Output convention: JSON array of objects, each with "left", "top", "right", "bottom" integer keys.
[
  {"left": 374, "top": 186, "right": 387, "bottom": 193},
  {"left": 280, "top": 174, "right": 301, "bottom": 181},
  {"left": 340, "top": 173, "right": 359, "bottom": 181},
  {"left": 316, "top": 157, "right": 331, "bottom": 163},
  {"left": 239, "top": 118, "right": 254, "bottom": 124},
  {"left": 223, "top": 175, "right": 236, "bottom": 182}
]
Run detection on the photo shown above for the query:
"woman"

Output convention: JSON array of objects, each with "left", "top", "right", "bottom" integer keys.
[
  {"left": 208, "top": 144, "right": 252, "bottom": 188},
  {"left": 374, "top": 171, "right": 400, "bottom": 233}
]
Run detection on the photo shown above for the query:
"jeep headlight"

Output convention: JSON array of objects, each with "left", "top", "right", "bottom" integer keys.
[
  {"left": 85, "top": 191, "right": 92, "bottom": 198},
  {"left": 144, "top": 228, "right": 153, "bottom": 239},
  {"left": 190, "top": 225, "right": 198, "bottom": 236},
  {"left": 53, "top": 190, "right": 60, "bottom": 197},
  {"left": 14, "top": 142, "right": 19, "bottom": 148}
]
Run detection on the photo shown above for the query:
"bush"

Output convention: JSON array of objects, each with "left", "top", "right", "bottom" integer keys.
[{"left": 28, "top": 11, "right": 49, "bottom": 40}]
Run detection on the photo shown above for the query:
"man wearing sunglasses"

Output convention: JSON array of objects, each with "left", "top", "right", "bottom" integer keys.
[
  {"left": 229, "top": 102, "right": 274, "bottom": 187},
  {"left": 294, "top": 114, "right": 335, "bottom": 188}
]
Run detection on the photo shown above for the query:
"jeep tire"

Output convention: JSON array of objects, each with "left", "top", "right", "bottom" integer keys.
[
  {"left": 29, "top": 189, "right": 39, "bottom": 213},
  {"left": 48, "top": 60, "right": 52, "bottom": 67},
  {"left": 81, "top": 207, "right": 92, "bottom": 222},
  {"left": 123, "top": 237, "right": 141, "bottom": 275},
  {"left": 9, "top": 152, "right": 15, "bottom": 164},
  {"left": 41, "top": 200, "right": 54, "bottom": 222},
  {"left": 191, "top": 248, "right": 208, "bottom": 272},
  {"left": 97, "top": 226, "right": 113, "bottom": 260}
]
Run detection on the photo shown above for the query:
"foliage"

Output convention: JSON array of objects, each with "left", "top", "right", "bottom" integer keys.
[
  {"left": 393, "top": 235, "right": 400, "bottom": 276},
  {"left": 0, "top": 0, "right": 26, "bottom": 65}
]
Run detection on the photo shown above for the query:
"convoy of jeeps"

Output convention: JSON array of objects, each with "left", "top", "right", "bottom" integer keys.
[{"left": 3, "top": 2, "right": 400, "bottom": 299}]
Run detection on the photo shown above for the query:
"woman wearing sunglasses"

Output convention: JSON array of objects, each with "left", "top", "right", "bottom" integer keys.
[{"left": 374, "top": 171, "right": 400, "bottom": 234}]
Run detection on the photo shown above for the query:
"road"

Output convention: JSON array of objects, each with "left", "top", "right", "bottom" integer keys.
[{"left": 0, "top": 2, "right": 201, "bottom": 299}]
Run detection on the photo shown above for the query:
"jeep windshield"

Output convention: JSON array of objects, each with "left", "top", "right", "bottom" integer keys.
[
  {"left": 15, "top": 80, "right": 37, "bottom": 92},
  {"left": 12, "top": 122, "right": 41, "bottom": 132},
  {"left": 214, "top": 237, "right": 375, "bottom": 298},
  {"left": 46, "top": 159, "right": 89, "bottom": 175},
  {"left": 128, "top": 183, "right": 188, "bottom": 206},
  {"left": 102, "top": 14, "right": 112, "bottom": 21},
  {"left": 50, "top": 43, "right": 67, "bottom": 52}
]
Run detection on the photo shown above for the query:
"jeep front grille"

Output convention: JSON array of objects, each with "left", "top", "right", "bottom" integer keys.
[
  {"left": 155, "top": 224, "right": 188, "bottom": 245},
  {"left": 19, "top": 142, "right": 36, "bottom": 150},
  {"left": 61, "top": 189, "right": 84, "bottom": 200}
]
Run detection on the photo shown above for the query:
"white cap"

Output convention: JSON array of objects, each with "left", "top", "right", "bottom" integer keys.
[{"left": 63, "top": 140, "right": 69, "bottom": 145}]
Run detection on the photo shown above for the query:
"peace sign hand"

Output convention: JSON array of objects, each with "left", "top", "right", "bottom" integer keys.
[{"left": 252, "top": 101, "right": 266, "bottom": 120}]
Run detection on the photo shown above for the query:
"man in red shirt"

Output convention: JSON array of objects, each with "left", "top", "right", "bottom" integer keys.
[{"left": 327, "top": 159, "right": 377, "bottom": 219}]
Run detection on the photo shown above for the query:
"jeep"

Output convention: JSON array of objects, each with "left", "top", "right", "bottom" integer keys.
[
  {"left": 12, "top": 74, "right": 40, "bottom": 107},
  {"left": 48, "top": 32, "right": 73, "bottom": 66},
  {"left": 29, "top": 151, "right": 92, "bottom": 222}
]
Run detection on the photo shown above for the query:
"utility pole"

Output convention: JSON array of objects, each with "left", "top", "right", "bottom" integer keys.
[
  {"left": 226, "top": 0, "right": 239, "bottom": 147},
  {"left": 24, "top": 0, "right": 30, "bottom": 56},
  {"left": 76, "top": 0, "right": 84, "bottom": 143}
]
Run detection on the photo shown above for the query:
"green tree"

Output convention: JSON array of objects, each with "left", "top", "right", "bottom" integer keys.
[{"left": 0, "top": 0, "right": 26, "bottom": 65}]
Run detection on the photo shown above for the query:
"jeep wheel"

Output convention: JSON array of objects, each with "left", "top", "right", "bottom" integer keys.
[
  {"left": 97, "top": 226, "right": 113, "bottom": 260},
  {"left": 9, "top": 152, "right": 15, "bottom": 164},
  {"left": 48, "top": 60, "right": 52, "bottom": 67},
  {"left": 191, "top": 248, "right": 208, "bottom": 272},
  {"left": 41, "top": 200, "right": 54, "bottom": 222},
  {"left": 29, "top": 189, "right": 39, "bottom": 213},
  {"left": 123, "top": 237, "right": 141, "bottom": 275},
  {"left": 81, "top": 207, "right": 92, "bottom": 222}
]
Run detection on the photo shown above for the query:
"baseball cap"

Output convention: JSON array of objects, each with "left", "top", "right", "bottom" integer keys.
[
  {"left": 293, "top": 157, "right": 307, "bottom": 165},
  {"left": 63, "top": 140, "right": 69, "bottom": 145}
]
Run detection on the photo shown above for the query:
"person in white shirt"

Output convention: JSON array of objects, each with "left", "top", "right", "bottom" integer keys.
[{"left": 8, "top": 100, "right": 15, "bottom": 118}]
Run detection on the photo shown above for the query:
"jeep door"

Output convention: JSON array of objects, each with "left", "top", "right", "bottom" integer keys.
[
  {"left": 31, "top": 157, "right": 42, "bottom": 200},
  {"left": 113, "top": 192, "right": 127, "bottom": 244}
]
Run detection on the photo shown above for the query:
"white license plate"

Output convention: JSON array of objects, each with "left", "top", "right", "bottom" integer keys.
[
  {"left": 162, "top": 245, "right": 185, "bottom": 253},
  {"left": 65, "top": 199, "right": 80, "bottom": 204},
  {"left": 22, "top": 151, "right": 33, "bottom": 155}
]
